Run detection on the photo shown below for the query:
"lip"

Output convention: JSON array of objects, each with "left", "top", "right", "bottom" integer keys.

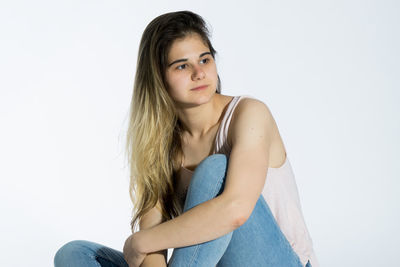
[{"left": 191, "top": 85, "right": 208, "bottom": 90}]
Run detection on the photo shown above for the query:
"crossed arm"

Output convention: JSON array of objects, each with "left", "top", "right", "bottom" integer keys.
[
  {"left": 136, "top": 201, "right": 168, "bottom": 266},
  {"left": 137, "top": 196, "right": 239, "bottom": 266},
  {"left": 134, "top": 99, "right": 273, "bottom": 265}
]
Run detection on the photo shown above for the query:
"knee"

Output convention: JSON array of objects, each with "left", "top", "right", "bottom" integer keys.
[
  {"left": 196, "top": 154, "right": 228, "bottom": 174},
  {"left": 54, "top": 240, "right": 89, "bottom": 266},
  {"left": 191, "top": 154, "right": 228, "bottom": 187},
  {"left": 183, "top": 154, "right": 228, "bottom": 211}
]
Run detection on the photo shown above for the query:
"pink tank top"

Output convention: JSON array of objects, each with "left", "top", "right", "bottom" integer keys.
[{"left": 176, "top": 95, "right": 319, "bottom": 267}]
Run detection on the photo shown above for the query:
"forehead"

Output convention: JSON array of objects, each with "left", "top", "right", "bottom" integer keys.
[{"left": 168, "top": 33, "right": 209, "bottom": 59}]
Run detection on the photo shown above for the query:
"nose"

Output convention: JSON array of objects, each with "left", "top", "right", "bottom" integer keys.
[{"left": 191, "top": 64, "right": 205, "bottom": 80}]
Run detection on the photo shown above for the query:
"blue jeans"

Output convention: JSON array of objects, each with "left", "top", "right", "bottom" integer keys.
[{"left": 54, "top": 154, "right": 311, "bottom": 267}]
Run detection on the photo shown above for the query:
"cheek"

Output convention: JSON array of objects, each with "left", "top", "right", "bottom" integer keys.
[
  {"left": 168, "top": 74, "right": 185, "bottom": 90},
  {"left": 207, "top": 65, "right": 218, "bottom": 81},
  {"left": 165, "top": 71, "right": 177, "bottom": 88},
  {"left": 206, "top": 62, "right": 218, "bottom": 75},
  {"left": 165, "top": 73, "right": 186, "bottom": 95}
]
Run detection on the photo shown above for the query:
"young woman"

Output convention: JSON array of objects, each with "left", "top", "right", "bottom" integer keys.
[{"left": 54, "top": 10, "right": 319, "bottom": 267}]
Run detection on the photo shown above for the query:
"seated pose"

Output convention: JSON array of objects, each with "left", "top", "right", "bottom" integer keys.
[{"left": 54, "top": 10, "right": 319, "bottom": 267}]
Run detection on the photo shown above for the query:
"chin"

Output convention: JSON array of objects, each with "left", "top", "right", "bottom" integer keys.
[
  {"left": 193, "top": 88, "right": 215, "bottom": 102},
  {"left": 177, "top": 91, "right": 215, "bottom": 107}
]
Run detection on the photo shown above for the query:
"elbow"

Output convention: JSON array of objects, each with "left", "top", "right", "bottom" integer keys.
[
  {"left": 221, "top": 194, "right": 252, "bottom": 228},
  {"left": 229, "top": 202, "right": 251, "bottom": 228},
  {"left": 232, "top": 213, "right": 249, "bottom": 228}
]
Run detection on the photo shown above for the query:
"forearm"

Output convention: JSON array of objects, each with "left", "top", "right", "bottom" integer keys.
[
  {"left": 131, "top": 202, "right": 168, "bottom": 267},
  {"left": 136, "top": 194, "right": 240, "bottom": 254},
  {"left": 140, "top": 251, "right": 167, "bottom": 267}
]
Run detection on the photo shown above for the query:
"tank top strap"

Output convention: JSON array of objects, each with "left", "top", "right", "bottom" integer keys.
[{"left": 213, "top": 95, "right": 257, "bottom": 154}]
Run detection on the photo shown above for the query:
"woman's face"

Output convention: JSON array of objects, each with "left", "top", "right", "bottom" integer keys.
[{"left": 164, "top": 33, "right": 218, "bottom": 107}]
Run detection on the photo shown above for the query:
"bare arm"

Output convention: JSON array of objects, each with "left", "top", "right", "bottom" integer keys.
[
  {"left": 134, "top": 98, "right": 273, "bottom": 255},
  {"left": 137, "top": 201, "right": 168, "bottom": 267},
  {"left": 135, "top": 194, "right": 240, "bottom": 254}
]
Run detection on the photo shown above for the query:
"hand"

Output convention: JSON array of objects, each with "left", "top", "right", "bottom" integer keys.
[{"left": 123, "top": 233, "right": 147, "bottom": 267}]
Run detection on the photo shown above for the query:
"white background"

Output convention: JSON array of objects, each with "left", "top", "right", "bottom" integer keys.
[{"left": 1, "top": 1, "right": 399, "bottom": 266}]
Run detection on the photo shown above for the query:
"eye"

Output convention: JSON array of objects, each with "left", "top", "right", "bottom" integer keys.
[
  {"left": 200, "top": 58, "right": 210, "bottom": 64},
  {"left": 177, "top": 64, "right": 187, "bottom": 70}
]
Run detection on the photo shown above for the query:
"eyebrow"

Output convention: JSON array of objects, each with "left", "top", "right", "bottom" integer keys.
[{"left": 167, "top": 52, "right": 212, "bottom": 67}]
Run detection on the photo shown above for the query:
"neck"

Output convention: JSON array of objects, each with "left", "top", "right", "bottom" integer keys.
[{"left": 176, "top": 94, "right": 224, "bottom": 139}]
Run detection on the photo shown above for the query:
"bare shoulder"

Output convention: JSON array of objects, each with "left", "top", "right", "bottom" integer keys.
[
  {"left": 234, "top": 97, "right": 272, "bottom": 116},
  {"left": 227, "top": 97, "right": 274, "bottom": 145}
]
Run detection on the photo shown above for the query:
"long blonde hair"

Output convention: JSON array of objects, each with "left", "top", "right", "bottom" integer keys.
[{"left": 125, "top": 10, "right": 221, "bottom": 233}]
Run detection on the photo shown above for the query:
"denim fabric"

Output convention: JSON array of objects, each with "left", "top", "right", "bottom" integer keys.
[
  {"left": 54, "top": 154, "right": 305, "bottom": 267},
  {"left": 54, "top": 239, "right": 128, "bottom": 267},
  {"left": 168, "top": 154, "right": 303, "bottom": 267}
]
